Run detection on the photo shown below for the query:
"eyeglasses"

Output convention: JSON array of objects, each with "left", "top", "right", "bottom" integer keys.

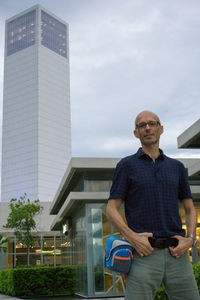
[{"left": 136, "top": 121, "right": 160, "bottom": 130}]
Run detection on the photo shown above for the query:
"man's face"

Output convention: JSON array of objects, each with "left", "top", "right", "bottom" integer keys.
[{"left": 134, "top": 112, "right": 163, "bottom": 146}]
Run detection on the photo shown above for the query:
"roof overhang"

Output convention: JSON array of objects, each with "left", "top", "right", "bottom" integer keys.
[
  {"left": 188, "top": 161, "right": 200, "bottom": 179},
  {"left": 178, "top": 158, "right": 200, "bottom": 179},
  {"left": 50, "top": 157, "right": 120, "bottom": 215},
  {"left": 50, "top": 191, "right": 109, "bottom": 230},
  {"left": 191, "top": 186, "right": 200, "bottom": 200},
  {"left": 177, "top": 119, "right": 200, "bottom": 148},
  {"left": 177, "top": 158, "right": 200, "bottom": 169}
]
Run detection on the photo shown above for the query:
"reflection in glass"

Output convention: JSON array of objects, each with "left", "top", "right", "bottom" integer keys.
[
  {"left": 73, "top": 208, "right": 88, "bottom": 296},
  {"left": 102, "top": 203, "right": 126, "bottom": 295},
  {"left": 91, "top": 208, "right": 104, "bottom": 293}
]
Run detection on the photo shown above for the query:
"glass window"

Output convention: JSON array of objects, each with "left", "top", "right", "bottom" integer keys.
[
  {"left": 91, "top": 208, "right": 104, "bottom": 293},
  {"left": 72, "top": 208, "right": 88, "bottom": 296},
  {"left": 43, "top": 254, "right": 54, "bottom": 266},
  {"left": 89, "top": 203, "right": 126, "bottom": 296},
  {"left": 16, "top": 254, "right": 27, "bottom": 267},
  {"left": 57, "top": 236, "right": 72, "bottom": 266},
  {"left": 43, "top": 237, "right": 54, "bottom": 249},
  {"left": 41, "top": 11, "right": 67, "bottom": 58},
  {"left": 5, "top": 233, "right": 69, "bottom": 268},
  {"left": 7, "top": 10, "right": 36, "bottom": 56}
]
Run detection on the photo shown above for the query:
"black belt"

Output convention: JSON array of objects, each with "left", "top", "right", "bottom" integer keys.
[{"left": 148, "top": 237, "right": 178, "bottom": 249}]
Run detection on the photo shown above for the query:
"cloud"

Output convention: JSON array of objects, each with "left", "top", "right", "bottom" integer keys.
[
  {"left": 69, "top": 1, "right": 200, "bottom": 158},
  {"left": 0, "top": 0, "right": 200, "bottom": 160}
]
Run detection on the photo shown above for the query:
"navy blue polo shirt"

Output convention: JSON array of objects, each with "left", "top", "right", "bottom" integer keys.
[{"left": 108, "top": 148, "right": 192, "bottom": 237}]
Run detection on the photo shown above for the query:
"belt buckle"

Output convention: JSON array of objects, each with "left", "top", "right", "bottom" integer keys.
[{"left": 155, "top": 238, "right": 165, "bottom": 249}]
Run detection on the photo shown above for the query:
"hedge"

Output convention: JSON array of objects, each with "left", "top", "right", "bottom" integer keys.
[
  {"left": 0, "top": 264, "right": 199, "bottom": 298},
  {"left": 0, "top": 266, "right": 76, "bottom": 297}
]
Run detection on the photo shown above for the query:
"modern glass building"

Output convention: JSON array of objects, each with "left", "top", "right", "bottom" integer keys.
[
  {"left": 1, "top": 5, "right": 71, "bottom": 202},
  {"left": 178, "top": 118, "right": 200, "bottom": 263}
]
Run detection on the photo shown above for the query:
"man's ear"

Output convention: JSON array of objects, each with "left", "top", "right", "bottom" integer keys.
[
  {"left": 160, "top": 125, "right": 164, "bottom": 135},
  {"left": 133, "top": 129, "right": 139, "bottom": 139}
]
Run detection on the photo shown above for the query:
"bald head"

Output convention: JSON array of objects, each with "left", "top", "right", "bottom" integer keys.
[
  {"left": 135, "top": 111, "right": 161, "bottom": 128},
  {"left": 134, "top": 110, "right": 163, "bottom": 146}
]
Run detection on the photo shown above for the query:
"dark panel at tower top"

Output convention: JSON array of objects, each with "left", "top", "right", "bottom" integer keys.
[
  {"left": 41, "top": 10, "right": 67, "bottom": 58},
  {"left": 7, "top": 10, "right": 36, "bottom": 56}
]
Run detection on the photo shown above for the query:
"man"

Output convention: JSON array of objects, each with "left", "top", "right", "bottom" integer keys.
[{"left": 106, "top": 111, "right": 199, "bottom": 300}]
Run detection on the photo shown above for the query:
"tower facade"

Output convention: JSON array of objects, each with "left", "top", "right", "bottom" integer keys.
[{"left": 1, "top": 5, "right": 71, "bottom": 202}]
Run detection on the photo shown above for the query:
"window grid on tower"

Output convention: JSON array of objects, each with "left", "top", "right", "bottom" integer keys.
[
  {"left": 7, "top": 10, "right": 36, "bottom": 56},
  {"left": 41, "top": 10, "right": 67, "bottom": 58}
]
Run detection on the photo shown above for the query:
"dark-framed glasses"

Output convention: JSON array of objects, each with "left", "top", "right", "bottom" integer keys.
[{"left": 136, "top": 121, "right": 160, "bottom": 130}]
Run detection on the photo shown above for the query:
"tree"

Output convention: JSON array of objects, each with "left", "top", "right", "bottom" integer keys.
[
  {"left": 0, "top": 234, "right": 9, "bottom": 253},
  {"left": 4, "top": 194, "right": 43, "bottom": 266}
]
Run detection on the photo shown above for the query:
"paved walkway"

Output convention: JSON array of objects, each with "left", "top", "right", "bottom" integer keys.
[
  {"left": 0, "top": 295, "right": 21, "bottom": 300},
  {"left": 0, "top": 295, "right": 124, "bottom": 300}
]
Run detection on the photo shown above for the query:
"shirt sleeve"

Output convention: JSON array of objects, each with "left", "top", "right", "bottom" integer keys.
[
  {"left": 179, "top": 162, "right": 192, "bottom": 201},
  {"left": 108, "top": 159, "right": 129, "bottom": 201}
]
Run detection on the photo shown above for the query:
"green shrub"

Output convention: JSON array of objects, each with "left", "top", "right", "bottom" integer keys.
[
  {"left": 155, "top": 284, "right": 168, "bottom": 300},
  {"left": 0, "top": 264, "right": 200, "bottom": 298},
  {"left": 192, "top": 263, "right": 200, "bottom": 293},
  {"left": 0, "top": 266, "right": 76, "bottom": 297},
  {"left": 0, "top": 269, "right": 15, "bottom": 295},
  {"left": 14, "top": 264, "right": 46, "bottom": 268}
]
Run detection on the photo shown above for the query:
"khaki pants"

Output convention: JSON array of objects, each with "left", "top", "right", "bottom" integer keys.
[{"left": 125, "top": 248, "right": 200, "bottom": 300}]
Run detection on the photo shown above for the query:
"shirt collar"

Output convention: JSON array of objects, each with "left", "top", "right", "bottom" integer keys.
[{"left": 136, "top": 147, "right": 165, "bottom": 160}]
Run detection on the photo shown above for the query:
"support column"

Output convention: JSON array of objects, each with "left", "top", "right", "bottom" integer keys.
[
  {"left": 40, "top": 233, "right": 43, "bottom": 265},
  {"left": 192, "top": 243, "right": 199, "bottom": 264}
]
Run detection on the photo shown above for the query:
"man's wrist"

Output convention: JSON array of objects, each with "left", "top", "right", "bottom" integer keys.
[
  {"left": 123, "top": 229, "right": 138, "bottom": 244},
  {"left": 187, "top": 234, "right": 197, "bottom": 246}
]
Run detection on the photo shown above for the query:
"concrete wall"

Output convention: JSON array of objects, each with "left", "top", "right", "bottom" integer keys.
[
  {"left": 38, "top": 37, "right": 71, "bottom": 202},
  {"left": 1, "top": 43, "right": 39, "bottom": 202}
]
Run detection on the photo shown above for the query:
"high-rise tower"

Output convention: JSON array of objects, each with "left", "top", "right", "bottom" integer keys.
[{"left": 1, "top": 5, "right": 71, "bottom": 202}]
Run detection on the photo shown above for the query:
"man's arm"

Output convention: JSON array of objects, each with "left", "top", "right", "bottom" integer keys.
[
  {"left": 183, "top": 197, "right": 197, "bottom": 237},
  {"left": 106, "top": 198, "right": 154, "bottom": 256},
  {"left": 169, "top": 198, "right": 196, "bottom": 258}
]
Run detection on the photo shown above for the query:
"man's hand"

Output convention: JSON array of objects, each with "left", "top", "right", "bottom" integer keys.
[
  {"left": 169, "top": 235, "right": 193, "bottom": 258},
  {"left": 127, "top": 232, "right": 154, "bottom": 257}
]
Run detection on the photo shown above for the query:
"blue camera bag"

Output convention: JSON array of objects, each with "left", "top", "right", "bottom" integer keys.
[{"left": 104, "top": 236, "right": 134, "bottom": 274}]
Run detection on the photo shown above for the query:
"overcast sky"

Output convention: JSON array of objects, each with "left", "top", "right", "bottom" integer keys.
[{"left": 0, "top": 0, "right": 200, "bottom": 159}]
